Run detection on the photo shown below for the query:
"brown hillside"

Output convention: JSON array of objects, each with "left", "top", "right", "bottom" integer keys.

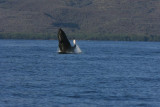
[{"left": 0, "top": 0, "right": 160, "bottom": 36}]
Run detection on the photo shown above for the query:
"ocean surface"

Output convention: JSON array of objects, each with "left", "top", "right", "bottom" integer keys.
[{"left": 0, "top": 40, "right": 160, "bottom": 107}]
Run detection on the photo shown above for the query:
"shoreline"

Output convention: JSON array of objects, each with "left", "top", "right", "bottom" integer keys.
[{"left": 0, "top": 33, "right": 160, "bottom": 41}]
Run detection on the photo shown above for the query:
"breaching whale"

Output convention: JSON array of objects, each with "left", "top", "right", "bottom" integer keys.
[{"left": 57, "top": 28, "right": 76, "bottom": 54}]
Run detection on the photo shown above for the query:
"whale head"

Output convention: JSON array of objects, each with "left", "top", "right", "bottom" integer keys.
[{"left": 57, "top": 28, "right": 71, "bottom": 52}]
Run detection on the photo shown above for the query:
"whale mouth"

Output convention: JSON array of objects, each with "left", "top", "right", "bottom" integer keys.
[{"left": 57, "top": 28, "right": 81, "bottom": 54}]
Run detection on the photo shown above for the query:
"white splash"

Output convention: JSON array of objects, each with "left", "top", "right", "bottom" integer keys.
[
  {"left": 74, "top": 44, "right": 82, "bottom": 53},
  {"left": 57, "top": 40, "right": 82, "bottom": 54},
  {"left": 73, "top": 40, "right": 82, "bottom": 53},
  {"left": 57, "top": 48, "right": 61, "bottom": 53}
]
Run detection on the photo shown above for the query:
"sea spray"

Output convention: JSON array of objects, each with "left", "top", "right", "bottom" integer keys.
[
  {"left": 73, "top": 39, "right": 82, "bottom": 53},
  {"left": 74, "top": 44, "right": 82, "bottom": 53},
  {"left": 57, "top": 40, "right": 82, "bottom": 54},
  {"left": 57, "top": 45, "right": 82, "bottom": 54}
]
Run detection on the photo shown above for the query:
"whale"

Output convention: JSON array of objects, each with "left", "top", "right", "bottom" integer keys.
[{"left": 57, "top": 28, "right": 76, "bottom": 54}]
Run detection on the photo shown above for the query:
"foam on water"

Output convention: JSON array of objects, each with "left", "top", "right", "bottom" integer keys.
[
  {"left": 73, "top": 40, "right": 82, "bottom": 53},
  {"left": 57, "top": 45, "right": 82, "bottom": 54},
  {"left": 74, "top": 44, "right": 82, "bottom": 53},
  {"left": 57, "top": 40, "right": 82, "bottom": 54}
]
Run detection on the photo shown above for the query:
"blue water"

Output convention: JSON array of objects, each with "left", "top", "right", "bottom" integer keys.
[{"left": 0, "top": 40, "right": 160, "bottom": 107}]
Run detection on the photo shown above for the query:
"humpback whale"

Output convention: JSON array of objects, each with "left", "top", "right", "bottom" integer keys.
[{"left": 57, "top": 28, "right": 76, "bottom": 54}]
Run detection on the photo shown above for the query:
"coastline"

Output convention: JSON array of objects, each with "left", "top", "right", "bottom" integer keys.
[{"left": 0, "top": 33, "right": 160, "bottom": 41}]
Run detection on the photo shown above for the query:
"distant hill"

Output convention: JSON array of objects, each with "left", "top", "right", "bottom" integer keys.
[{"left": 0, "top": 0, "right": 160, "bottom": 40}]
